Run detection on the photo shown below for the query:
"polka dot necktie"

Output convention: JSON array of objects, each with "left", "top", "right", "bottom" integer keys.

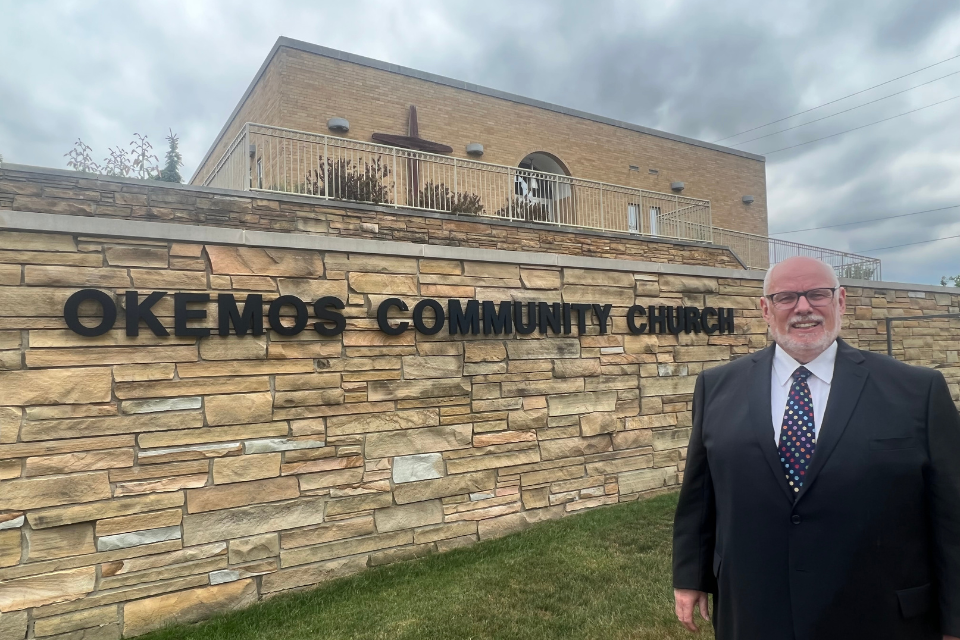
[{"left": 779, "top": 366, "right": 816, "bottom": 496}]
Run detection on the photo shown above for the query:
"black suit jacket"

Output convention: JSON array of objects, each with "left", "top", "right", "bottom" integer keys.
[{"left": 673, "top": 339, "right": 960, "bottom": 640}]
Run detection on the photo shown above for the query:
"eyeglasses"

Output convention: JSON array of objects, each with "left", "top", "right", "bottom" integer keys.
[{"left": 765, "top": 287, "right": 837, "bottom": 309}]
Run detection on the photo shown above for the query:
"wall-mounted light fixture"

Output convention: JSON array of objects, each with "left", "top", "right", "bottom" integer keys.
[
  {"left": 466, "top": 143, "right": 484, "bottom": 157},
  {"left": 327, "top": 117, "right": 350, "bottom": 133},
  {"left": 742, "top": 195, "right": 755, "bottom": 204},
  {"left": 671, "top": 181, "right": 685, "bottom": 192},
  {"left": 249, "top": 144, "right": 256, "bottom": 158}
]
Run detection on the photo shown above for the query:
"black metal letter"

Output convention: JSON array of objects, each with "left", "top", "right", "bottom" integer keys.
[
  {"left": 174, "top": 293, "right": 210, "bottom": 337},
  {"left": 666, "top": 306, "right": 685, "bottom": 335},
  {"left": 538, "top": 302, "right": 562, "bottom": 335},
  {"left": 626, "top": 305, "right": 647, "bottom": 334},
  {"left": 218, "top": 293, "right": 263, "bottom": 336},
  {"left": 413, "top": 299, "right": 444, "bottom": 335},
  {"left": 482, "top": 301, "right": 513, "bottom": 335},
  {"left": 648, "top": 305, "right": 667, "bottom": 334},
  {"left": 269, "top": 295, "right": 308, "bottom": 336},
  {"left": 701, "top": 307, "right": 719, "bottom": 334},
  {"left": 718, "top": 307, "right": 735, "bottom": 334},
  {"left": 592, "top": 304, "right": 613, "bottom": 335},
  {"left": 377, "top": 298, "right": 409, "bottom": 336},
  {"left": 314, "top": 296, "right": 346, "bottom": 336},
  {"left": 514, "top": 302, "right": 537, "bottom": 335},
  {"left": 449, "top": 299, "right": 480, "bottom": 336},
  {"left": 64, "top": 289, "right": 116, "bottom": 337},
  {"left": 570, "top": 303, "right": 592, "bottom": 335},
  {"left": 125, "top": 291, "right": 169, "bottom": 337},
  {"left": 683, "top": 307, "right": 702, "bottom": 334}
]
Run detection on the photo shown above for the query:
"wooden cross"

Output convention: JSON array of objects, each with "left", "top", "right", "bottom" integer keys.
[
  {"left": 372, "top": 106, "right": 452, "bottom": 202},
  {"left": 371, "top": 106, "right": 453, "bottom": 154}
]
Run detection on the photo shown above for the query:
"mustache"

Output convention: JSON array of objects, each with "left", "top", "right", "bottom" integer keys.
[{"left": 788, "top": 313, "right": 825, "bottom": 325}]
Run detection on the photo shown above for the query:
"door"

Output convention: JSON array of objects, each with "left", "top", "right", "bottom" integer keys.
[
  {"left": 628, "top": 204, "right": 639, "bottom": 233},
  {"left": 649, "top": 206, "right": 661, "bottom": 236}
]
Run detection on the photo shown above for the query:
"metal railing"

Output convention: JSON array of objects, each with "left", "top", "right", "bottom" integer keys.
[
  {"left": 712, "top": 227, "right": 882, "bottom": 280},
  {"left": 202, "top": 123, "right": 713, "bottom": 242},
  {"left": 201, "top": 123, "right": 882, "bottom": 281}
]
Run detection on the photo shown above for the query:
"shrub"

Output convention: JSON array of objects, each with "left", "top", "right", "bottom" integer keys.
[
  {"left": 413, "top": 181, "right": 484, "bottom": 214},
  {"left": 306, "top": 156, "right": 391, "bottom": 204},
  {"left": 494, "top": 196, "right": 552, "bottom": 223}
]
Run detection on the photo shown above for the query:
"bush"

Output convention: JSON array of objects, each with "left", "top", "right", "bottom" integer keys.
[
  {"left": 413, "top": 181, "right": 484, "bottom": 214},
  {"left": 494, "top": 196, "right": 552, "bottom": 223},
  {"left": 305, "top": 156, "right": 391, "bottom": 204}
]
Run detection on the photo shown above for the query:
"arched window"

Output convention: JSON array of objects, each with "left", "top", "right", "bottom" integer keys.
[
  {"left": 515, "top": 152, "right": 572, "bottom": 223},
  {"left": 517, "top": 152, "right": 569, "bottom": 176}
]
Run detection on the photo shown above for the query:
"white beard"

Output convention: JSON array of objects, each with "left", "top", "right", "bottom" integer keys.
[{"left": 769, "top": 312, "right": 839, "bottom": 357}]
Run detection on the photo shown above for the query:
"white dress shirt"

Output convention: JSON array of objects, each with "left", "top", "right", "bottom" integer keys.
[{"left": 771, "top": 341, "right": 838, "bottom": 445}]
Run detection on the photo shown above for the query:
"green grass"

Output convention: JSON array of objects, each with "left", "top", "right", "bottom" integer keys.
[{"left": 142, "top": 492, "right": 712, "bottom": 640}]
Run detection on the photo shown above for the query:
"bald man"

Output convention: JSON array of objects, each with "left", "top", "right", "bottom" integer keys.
[{"left": 672, "top": 257, "right": 960, "bottom": 640}]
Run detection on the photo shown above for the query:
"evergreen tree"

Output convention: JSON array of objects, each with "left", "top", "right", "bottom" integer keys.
[{"left": 158, "top": 129, "right": 183, "bottom": 183}]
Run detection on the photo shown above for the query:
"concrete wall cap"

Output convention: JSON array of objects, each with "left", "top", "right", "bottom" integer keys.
[{"left": 0, "top": 208, "right": 947, "bottom": 294}]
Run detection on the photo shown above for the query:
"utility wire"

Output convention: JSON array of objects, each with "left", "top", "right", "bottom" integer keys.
[
  {"left": 771, "top": 204, "right": 960, "bottom": 235},
  {"left": 712, "top": 52, "right": 960, "bottom": 143},
  {"left": 760, "top": 93, "right": 960, "bottom": 155},
  {"left": 729, "top": 69, "right": 960, "bottom": 147},
  {"left": 859, "top": 233, "right": 960, "bottom": 252}
]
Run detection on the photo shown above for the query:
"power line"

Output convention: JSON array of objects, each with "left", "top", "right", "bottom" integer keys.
[
  {"left": 712, "top": 52, "right": 960, "bottom": 143},
  {"left": 859, "top": 233, "right": 960, "bottom": 252},
  {"left": 760, "top": 93, "right": 960, "bottom": 155},
  {"left": 770, "top": 204, "right": 960, "bottom": 235},
  {"left": 729, "top": 69, "right": 960, "bottom": 148}
]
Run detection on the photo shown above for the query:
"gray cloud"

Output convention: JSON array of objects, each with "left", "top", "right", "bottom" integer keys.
[{"left": 2, "top": 0, "right": 958, "bottom": 284}]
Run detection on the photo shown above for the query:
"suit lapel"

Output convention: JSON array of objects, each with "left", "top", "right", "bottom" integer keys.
[
  {"left": 796, "top": 339, "right": 868, "bottom": 502},
  {"left": 748, "top": 345, "right": 795, "bottom": 504}
]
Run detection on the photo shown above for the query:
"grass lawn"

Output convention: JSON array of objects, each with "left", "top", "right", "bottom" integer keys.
[{"left": 142, "top": 491, "right": 712, "bottom": 640}]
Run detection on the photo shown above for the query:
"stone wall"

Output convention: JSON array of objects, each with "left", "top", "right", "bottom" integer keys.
[
  {"left": 0, "top": 212, "right": 957, "bottom": 638},
  {"left": 192, "top": 40, "right": 768, "bottom": 235},
  {"left": 0, "top": 165, "right": 745, "bottom": 270}
]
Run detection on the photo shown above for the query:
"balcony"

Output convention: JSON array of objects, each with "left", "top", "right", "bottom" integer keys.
[{"left": 202, "top": 123, "right": 881, "bottom": 280}]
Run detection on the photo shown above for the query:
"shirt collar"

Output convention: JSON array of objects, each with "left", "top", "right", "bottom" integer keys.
[{"left": 773, "top": 340, "right": 838, "bottom": 387}]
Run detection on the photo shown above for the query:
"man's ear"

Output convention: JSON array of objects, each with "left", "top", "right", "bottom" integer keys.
[
  {"left": 760, "top": 295, "right": 772, "bottom": 322},
  {"left": 837, "top": 287, "right": 847, "bottom": 314}
]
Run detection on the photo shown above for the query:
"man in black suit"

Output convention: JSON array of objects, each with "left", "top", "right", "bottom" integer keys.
[{"left": 672, "top": 256, "right": 960, "bottom": 639}]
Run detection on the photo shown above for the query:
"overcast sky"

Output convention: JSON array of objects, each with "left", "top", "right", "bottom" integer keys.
[{"left": 2, "top": 0, "right": 959, "bottom": 285}]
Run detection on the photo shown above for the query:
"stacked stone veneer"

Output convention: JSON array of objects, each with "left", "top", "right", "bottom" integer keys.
[
  {"left": 0, "top": 220, "right": 957, "bottom": 638},
  {"left": 0, "top": 166, "right": 744, "bottom": 270}
]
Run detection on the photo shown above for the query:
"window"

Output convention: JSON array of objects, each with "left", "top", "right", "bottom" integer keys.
[
  {"left": 649, "top": 206, "right": 661, "bottom": 236},
  {"left": 628, "top": 204, "right": 640, "bottom": 233}
]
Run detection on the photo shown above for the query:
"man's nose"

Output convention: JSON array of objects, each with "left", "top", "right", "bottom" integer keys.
[{"left": 794, "top": 294, "right": 814, "bottom": 314}]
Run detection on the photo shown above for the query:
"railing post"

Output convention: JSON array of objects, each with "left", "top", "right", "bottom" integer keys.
[
  {"left": 244, "top": 124, "right": 251, "bottom": 191},
  {"left": 599, "top": 184, "right": 604, "bottom": 230},
  {"left": 323, "top": 137, "right": 329, "bottom": 199},
  {"left": 393, "top": 148, "right": 398, "bottom": 206},
  {"left": 453, "top": 158, "right": 458, "bottom": 198}
]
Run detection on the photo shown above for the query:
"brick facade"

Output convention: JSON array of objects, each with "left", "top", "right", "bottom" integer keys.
[{"left": 192, "top": 40, "right": 768, "bottom": 236}]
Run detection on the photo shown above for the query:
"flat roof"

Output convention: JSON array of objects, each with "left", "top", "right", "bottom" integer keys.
[{"left": 191, "top": 36, "right": 765, "bottom": 184}]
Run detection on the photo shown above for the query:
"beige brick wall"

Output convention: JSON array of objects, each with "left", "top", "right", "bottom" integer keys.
[
  {"left": 0, "top": 166, "right": 746, "bottom": 269},
  {"left": 0, "top": 220, "right": 956, "bottom": 637},
  {"left": 192, "top": 45, "right": 768, "bottom": 235}
]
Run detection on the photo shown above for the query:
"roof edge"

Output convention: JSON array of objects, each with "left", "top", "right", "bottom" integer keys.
[
  {"left": 190, "top": 39, "right": 285, "bottom": 184},
  {"left": 192, "top": 36, "right": 765, "bottom": 183}
]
